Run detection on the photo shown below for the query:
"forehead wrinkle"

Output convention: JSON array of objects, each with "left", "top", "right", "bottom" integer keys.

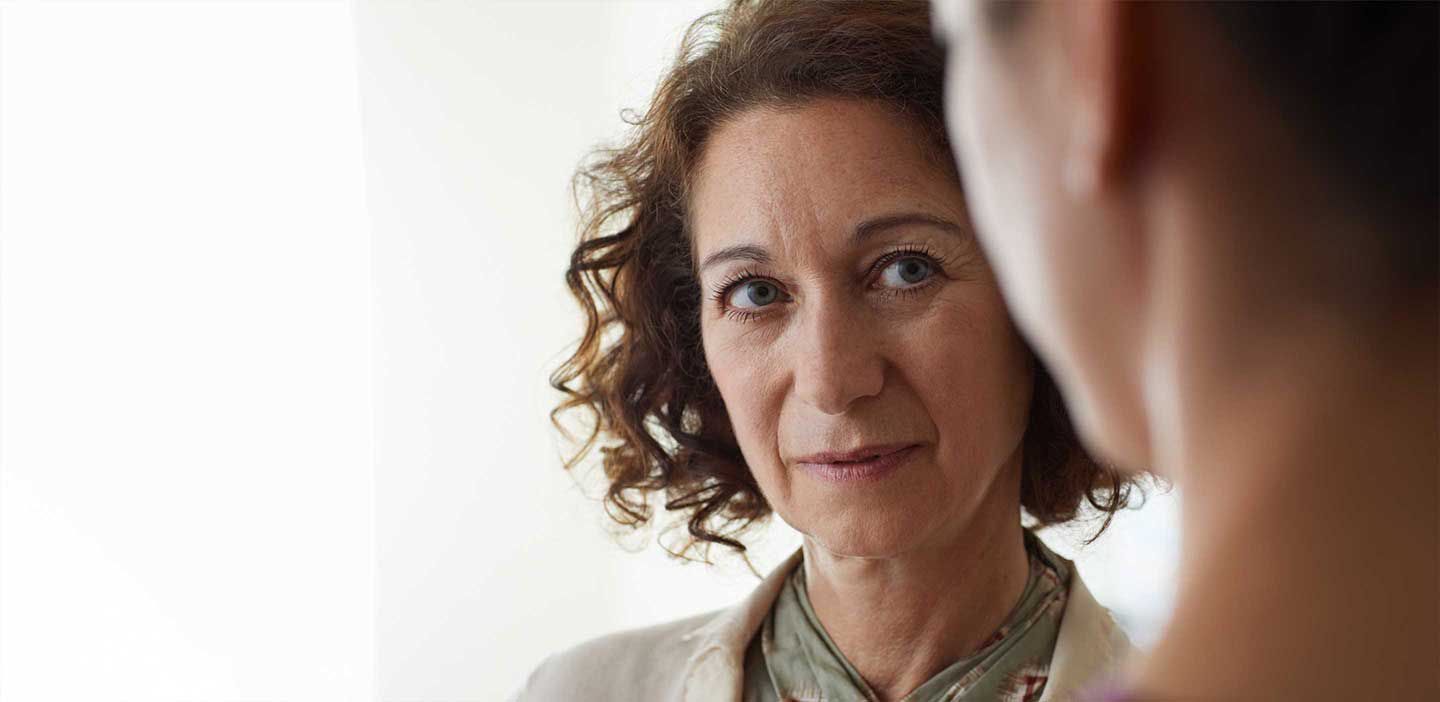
[{"left": 770, "top": 154, "right": 828, "bottom": 274}]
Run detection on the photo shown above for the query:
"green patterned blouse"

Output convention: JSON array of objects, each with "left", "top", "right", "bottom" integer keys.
[{"left": 742, "top": 531, "right": 1071, "bottom": 702}]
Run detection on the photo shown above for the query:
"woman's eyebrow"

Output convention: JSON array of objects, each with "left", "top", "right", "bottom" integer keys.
[
  {"left": 697, "top": 213, "right": 966, "bottom": 274},
  {"left": 853, "top": 212, "right": 968, "bottom": 245},
  {"left": 698, "top": 243, "right": 770, "bottom": 274}
]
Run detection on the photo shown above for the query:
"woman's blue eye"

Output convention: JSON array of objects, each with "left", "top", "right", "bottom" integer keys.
[
  {"left": 879, "top": 256, "right": 934, "bottom": 287},
  {"left": 726, "top": 280, "right": 780, "bottom": 309}
]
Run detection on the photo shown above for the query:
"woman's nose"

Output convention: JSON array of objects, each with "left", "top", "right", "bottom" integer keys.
[{"left": 791, "top": 301, "right": 885, "bottom": 415}]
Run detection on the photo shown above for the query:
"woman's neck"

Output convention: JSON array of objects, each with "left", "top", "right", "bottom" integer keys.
[
  {"left": 1136, "top": 304, "right": 1439, "bottom": 700},
  {"left": 799, "top": 481, "right": 1031, "bottom": 702}
]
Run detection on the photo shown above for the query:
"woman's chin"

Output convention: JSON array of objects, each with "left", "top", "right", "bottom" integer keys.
[{"left": 799, "top": 515, "right": 937, "bottom": 559}]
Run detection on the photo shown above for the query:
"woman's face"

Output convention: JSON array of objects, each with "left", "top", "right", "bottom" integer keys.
[{"left": 691, "top": 99, "right": 1033, "bottom": 558}]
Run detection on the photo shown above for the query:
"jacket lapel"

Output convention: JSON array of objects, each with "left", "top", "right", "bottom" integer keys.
[
  {"left": 1036, "top": 568, "right": 1134, "bottom": 701},
  {"left": 678, "top": 548, "right": 803, "bottom": 702}
]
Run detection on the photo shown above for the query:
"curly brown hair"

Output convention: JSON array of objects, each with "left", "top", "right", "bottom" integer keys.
[{"left": 550, "top": 0, "right": 1134, "bottom": 561}]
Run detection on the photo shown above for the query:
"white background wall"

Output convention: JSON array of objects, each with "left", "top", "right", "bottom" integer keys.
[
  {"left": 0, "top": 2, "right": 1179, "bottom": 700},
  {"left": 1, "top": 2, "right": 371, "bottom": 700}
]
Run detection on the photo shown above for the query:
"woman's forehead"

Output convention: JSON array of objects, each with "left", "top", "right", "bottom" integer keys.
[
  {"left": 689, "top": 100, "right": 964, "bottom": 264},
  {"left": 694, "top": 100, "right": 939, "bottom": 190}
]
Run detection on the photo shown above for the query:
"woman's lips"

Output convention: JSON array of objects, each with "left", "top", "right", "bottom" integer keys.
[{"left": 795, "top": 444, "right": 919, "bottom": 484}]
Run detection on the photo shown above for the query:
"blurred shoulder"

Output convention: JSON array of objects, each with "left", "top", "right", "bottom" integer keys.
[{"left": 506, "top": 608, "right": 723, "bottom": 702}]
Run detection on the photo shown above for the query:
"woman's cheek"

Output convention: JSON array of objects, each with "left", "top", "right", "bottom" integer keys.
[
  {"left": 705, "top": 331, "right": 785, "bottom": 460},
  {"left": 924, "top": 292, "right": 1031, "bottom": 444}
]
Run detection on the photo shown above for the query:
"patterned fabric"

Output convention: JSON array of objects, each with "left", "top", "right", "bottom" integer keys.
[{"left": 742, "top": 530, "right": 1072, "bottom": 702}]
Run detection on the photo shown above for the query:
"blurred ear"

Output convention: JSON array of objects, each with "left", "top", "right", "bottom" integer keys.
[{"left": 1059, "top": 0, "right": 1149, "bottom": 198}]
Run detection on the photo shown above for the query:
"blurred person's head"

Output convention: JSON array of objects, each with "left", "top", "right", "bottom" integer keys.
[
  {"left": 932, "top": 1, "right": 1438, "bottom": 469},
  {"left": 553, "top": 0, "right": 1135, "bottom": 562}
]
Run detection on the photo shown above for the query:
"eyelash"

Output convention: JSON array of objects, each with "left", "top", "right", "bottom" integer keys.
[{"left": 708, "top": 244, "right": 951, "bottom": 322}]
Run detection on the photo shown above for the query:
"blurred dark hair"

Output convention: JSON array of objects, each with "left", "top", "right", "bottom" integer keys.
[
  {"left": 1204, "top": 1, "right": 1438, "bottom": 291},
  {"left": 550, "top": 0, "right": 1134, "bottom": 562}
]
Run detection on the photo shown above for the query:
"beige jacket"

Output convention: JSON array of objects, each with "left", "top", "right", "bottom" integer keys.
[{"left": 509, "top": 548, "right": 1131, "bottom": 702}]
